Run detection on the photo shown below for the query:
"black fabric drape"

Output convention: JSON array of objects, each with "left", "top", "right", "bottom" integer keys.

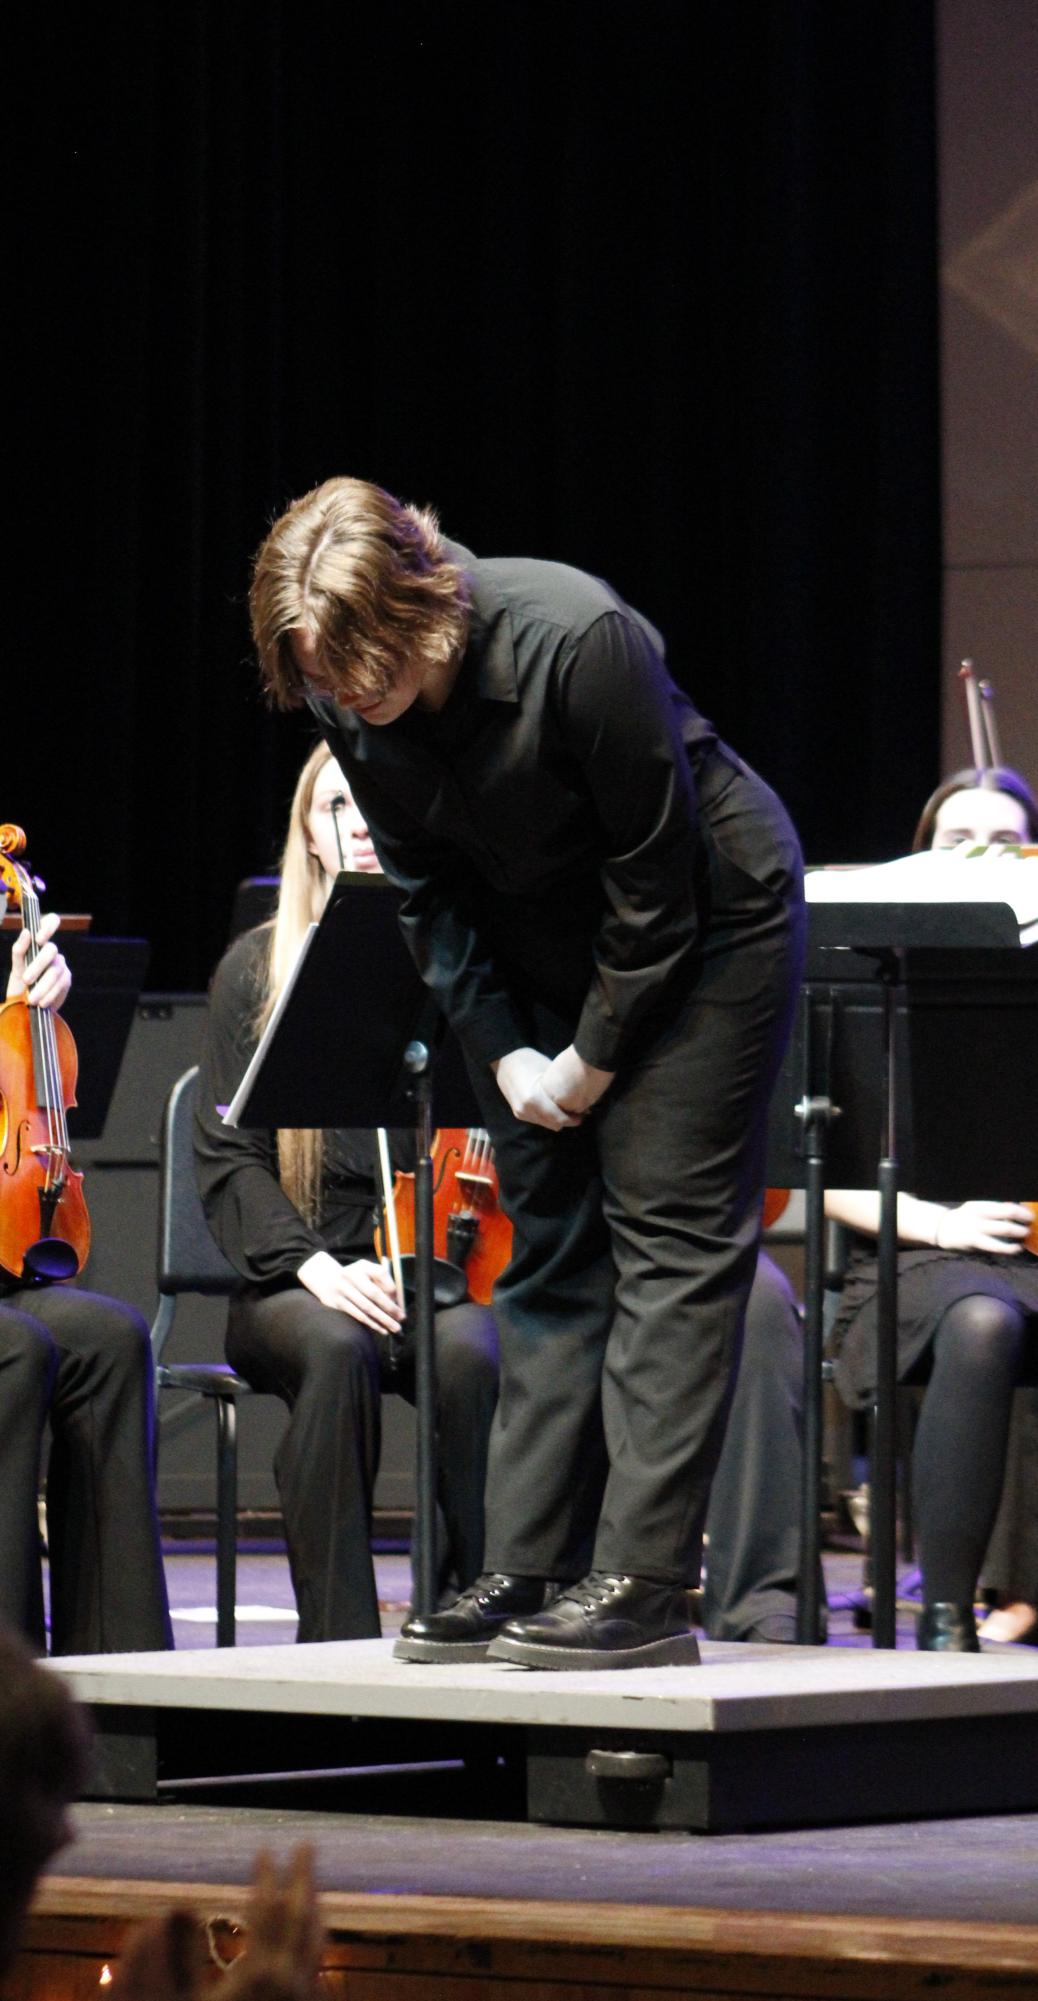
[{"left": 12, "top": 0, "right": 938, "bottom": 991}]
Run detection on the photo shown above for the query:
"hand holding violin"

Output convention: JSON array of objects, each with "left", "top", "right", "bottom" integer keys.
[
  {"left": 6, "top": 910, "right": 71, "bottom": 1011},
  {"left": 828, "top": 1187, "right": 1035, "bottom": 1256},
  {"left": 297, "top": 1250, "right": 405, "bottom": 1335},
  {"left": 933, "top": 1200, "right": 1033, "bottom": 1255}
]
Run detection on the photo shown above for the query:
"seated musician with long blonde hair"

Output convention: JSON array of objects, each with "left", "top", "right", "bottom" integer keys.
[{"left": 194, "top": 743, "right": 499, "bottom": 1641}]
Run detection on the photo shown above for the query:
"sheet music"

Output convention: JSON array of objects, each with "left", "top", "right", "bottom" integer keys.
[
  {"left": 806, "top": 847, "right": 1038, "bottom": 944},
  {"left": 224, "top": 923, "right": 318, "bottom": 1127}
]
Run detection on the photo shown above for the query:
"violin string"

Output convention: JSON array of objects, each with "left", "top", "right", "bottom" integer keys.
[
  {"left": 26, "top": 879, "right": 59, "bottom": 1185},
  {"left": 22, "top": 872, "right": 67, "bottom": 1191}
]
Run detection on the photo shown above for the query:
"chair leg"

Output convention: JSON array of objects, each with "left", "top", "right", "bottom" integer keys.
[{"left": 215, "top": 1397, "right": 239, "bottom": 1648}]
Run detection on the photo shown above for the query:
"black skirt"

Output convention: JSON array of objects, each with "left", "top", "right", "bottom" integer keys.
[{"left": 831, "top": 1243, "right": 1038, "bottom": 1410}]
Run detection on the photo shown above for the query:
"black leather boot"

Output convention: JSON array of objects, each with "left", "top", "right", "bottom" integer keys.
[
  {"left": 916, "top": 1601, "right": 980, "bottom": 1652},
  {"left": 393, "top": 1573, "right": 553, "bottom": 1662},
  {"left": 488, "top": 1572, "right": 701, "bottom": 1670}
]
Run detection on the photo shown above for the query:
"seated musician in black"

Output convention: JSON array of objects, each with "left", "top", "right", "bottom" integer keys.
[
  {"left": 704, "top": 767, "right": 1038, "bottom": 1651},
  {"left": 827, "top": 767, "right": 1038, "bottom": 1651},
  {"left": 193, "top": 743, "right": 499, "bottom": 1641},
  {"left": 0, "top": 911, "right": 171, "bottom": 1654},
  {"left": 699, "top": 1245, "right": 807, "bottom": 1643}
]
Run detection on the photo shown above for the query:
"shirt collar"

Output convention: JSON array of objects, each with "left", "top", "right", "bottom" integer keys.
[{"left": 444, "top": 541, "right": 518, "bottom": 705}]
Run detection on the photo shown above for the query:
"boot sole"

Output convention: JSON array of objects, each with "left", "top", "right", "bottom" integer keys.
[
  {"left": 392, "top": 1635, "right": 493, "bottom": 1663},
  {"left": 486, "top": 1630, "right": 702, "bottom": 1670}
]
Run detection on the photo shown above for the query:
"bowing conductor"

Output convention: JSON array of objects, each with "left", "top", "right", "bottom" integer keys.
[{"left": 250, "top": 476, "right": 804, "bottom": 1670}]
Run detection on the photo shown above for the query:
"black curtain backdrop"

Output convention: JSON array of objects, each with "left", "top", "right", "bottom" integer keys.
[{"left": 13, "top": 0, "right": 939, "bottom": 991}]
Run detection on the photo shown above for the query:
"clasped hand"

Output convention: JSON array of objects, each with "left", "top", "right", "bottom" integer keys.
[{"left": 493, "top": 1044, "right": 615, "bottom": 1131}]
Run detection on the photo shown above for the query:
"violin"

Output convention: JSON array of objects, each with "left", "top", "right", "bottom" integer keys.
[
  {"left": 380, "top": 1131, "right": 786, "bottom": 1288},
  {"left": 0, "top": 825, "right": 90, "bottom": 1284},
  {"left": 378, "top": 1127, "right": 513, "bottom": 1305},
  {"left": 762, "top": 1188, "right": 790, "bottom": 1230}
]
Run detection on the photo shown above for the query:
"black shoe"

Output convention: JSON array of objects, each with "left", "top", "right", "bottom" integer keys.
[
  {"left": 487, "top": 1572, "right": 701, "bottom": 1671},
  {"left": 392, "top": 1573, "right": 552, "bottom": 1662},
  {"left": 916, "top": 1601, "right": 980, "bottom": 1652}
]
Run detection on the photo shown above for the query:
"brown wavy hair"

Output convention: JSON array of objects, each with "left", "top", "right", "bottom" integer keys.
[{"left": 250, "top": 476, "right": 470, "bottom": 710}]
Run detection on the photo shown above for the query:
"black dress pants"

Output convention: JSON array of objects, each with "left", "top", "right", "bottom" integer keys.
[
  {"left": 467, "top": 759, "right": 804, "bottom": 1587},
  {"left": 701, "top": 1250, "right": 805, "bottom": 1639},
  {"left": 0, "top": 1286, "right": 171, "bottom": 1655},
  {"left": 225, "top": 1288, "right": 499, "bottom": 1640}
]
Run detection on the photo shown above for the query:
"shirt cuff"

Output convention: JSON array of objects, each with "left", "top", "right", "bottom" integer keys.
[{"left": 459, "top": 1003, "right": 530, "bottom": 1069}]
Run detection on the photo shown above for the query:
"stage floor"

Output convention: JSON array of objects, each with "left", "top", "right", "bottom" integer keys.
[
  {"left": 44, "top": 1795, "right": 1038, "bottom": 1926},
  {"left": 25, "top": 1551, "right": 1038, "bottom": 2000}
]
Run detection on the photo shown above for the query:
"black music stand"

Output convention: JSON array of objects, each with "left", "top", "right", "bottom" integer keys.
[
  {"left": 767, "top": 898, "right": 1035, "bottom": 1648},
  {"left": 225, "top": 873, "right": 481, "bottom": 1616}
]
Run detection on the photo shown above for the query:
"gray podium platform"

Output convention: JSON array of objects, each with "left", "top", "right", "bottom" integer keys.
[{"left": 51, "top": 1641, "right": 1038, "bottom": 1833}]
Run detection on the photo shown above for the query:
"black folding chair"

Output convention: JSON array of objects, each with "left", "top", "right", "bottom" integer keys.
[{"left": 150, "top": 1065, "right": 252, "bottom": 1646}]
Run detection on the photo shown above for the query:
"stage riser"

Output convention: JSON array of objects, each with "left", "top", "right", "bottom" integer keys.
[
  {"left": 527, "top": 1714, "right": 1038, "bottom": 1830},
  {"left": 86, "top": 1706, "right": 525, "bottom": 1814},
  {"left": 83, "top": 1702, "right": 1038, "bottom": 1832},
  {"left": 57, "top": 1638, "right": 1038, "bottom": 1837}
]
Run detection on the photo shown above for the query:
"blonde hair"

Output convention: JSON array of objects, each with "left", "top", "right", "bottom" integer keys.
[
  {"left": 250, "top": 476, "right": 470, "bottom": 711},
  {"left": 255, "top": 741, "right": 338, "bottom": 1223}
]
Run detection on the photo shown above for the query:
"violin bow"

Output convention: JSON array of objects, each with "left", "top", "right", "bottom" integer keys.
[
  {"left": 978, "top": 677, "right": 1002, "bottom": 772},
  {"left": 375, "top": 1126, "right": 405, "bottom": 1301},
  {"left": 958, "top": 659, "right": 1002, "bottom": 788}
]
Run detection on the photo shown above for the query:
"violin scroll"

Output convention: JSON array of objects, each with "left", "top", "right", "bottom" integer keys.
[{"left": 0, "top": 824, "right": 29, "bottom": 910}]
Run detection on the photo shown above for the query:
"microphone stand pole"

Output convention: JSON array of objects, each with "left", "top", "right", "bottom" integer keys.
[{"left": 405, "top": 1038, "right": 439, "bottom": 1617}]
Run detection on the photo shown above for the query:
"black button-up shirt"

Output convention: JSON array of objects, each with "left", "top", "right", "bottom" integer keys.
[{"left": 308, "top": 545, "right": 720, "bottom": 1072}]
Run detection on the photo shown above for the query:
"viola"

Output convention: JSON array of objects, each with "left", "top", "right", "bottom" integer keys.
[
  {"left": 0, "top": 824, "right": 90, "bottom": 1284},
  {"left": 379, "top": 1127, "right": 513, "bottom": 1305}
]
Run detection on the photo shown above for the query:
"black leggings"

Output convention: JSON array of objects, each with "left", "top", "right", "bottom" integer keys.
[
  {"left": 912, "top": 1294, "right": 1029, "bottom": 1605},
  {"left": 226, "top": 1288, "right": 499, "bottom": 1641}
]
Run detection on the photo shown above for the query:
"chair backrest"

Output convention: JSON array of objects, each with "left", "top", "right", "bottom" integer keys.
[
  {"left": 823, "top": 1219, "right": 850, "bottom": 1344},
  {"left": 157, "top": 1066, "right": 240, "bottom": 1299}
]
